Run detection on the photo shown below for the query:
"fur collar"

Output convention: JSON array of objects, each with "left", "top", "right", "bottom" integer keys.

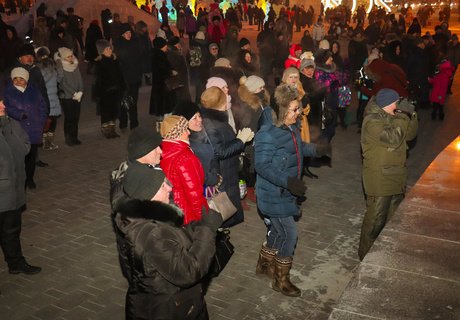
[
  {"left": 116, "top": 198, "right": 184, "bottom": 227},
  {"left": 237, "top": 85, "right": 270, "bottom": 110}
]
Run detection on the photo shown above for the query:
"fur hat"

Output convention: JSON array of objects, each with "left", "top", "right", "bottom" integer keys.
[
  {"left": 240, "top": 75, "right": 265, "bottom": 93},
  {"left": 214, "top": 57, "right": 231, "bottom": 68},
  {"left": 120, "top": 23, "right": 132, "bottom": 36},
  {"left": 35, "top": 46, "right": 51, "bottom": 61},
  {"left": 206, "top": 77, "right": 227, "bottom": 89},
  {"left": 195, "top": 31, "right": 206, "bottom": 40},
  {"left": 16, "top": 43, "right": 35, "bottom": 58},
  {"left": 160, "top": 115, "right": 189, "bottom": 140},
  {"left": 200, "top": 87, "right": 227, "bottom": 110},
  {"left": 10, "top": 67, "right": 29, "bottom": 81},
  {"left": 96, "top": 39, "right": 112, "bottom": 56},
  {"left": 274, "top": 84, "right": 299, "bottom": 126},
  {"left": 123, "top": 162, "right": 166, "bottom": 201},
  {"left": 376, "top": 89, "right": 400, "bottom": 108},
  {"left": 173, "top": 101, "right": 200, "bottom": 121},
  {"left": 58, "top": 47, "right": 73, "bottom": 59},
  {"left": 127, "top": 126, "right": 162, "bottom": 160},
  {"left": 153, "top": 37, "right": 167, "bottom": 49}
]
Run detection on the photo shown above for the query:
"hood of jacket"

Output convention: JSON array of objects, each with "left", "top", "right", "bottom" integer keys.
[
  {"left": 438, "top": 59, "right": 454, "bottom": 76},
  {"left": 237, "top": 84, "right": 270, "bottom": 111}
]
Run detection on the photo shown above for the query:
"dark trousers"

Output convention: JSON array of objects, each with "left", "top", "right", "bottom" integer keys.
[
  {"left": 25, "top": 144, "right": 38, "bottom": 184},
  {"left": 358, "top": 194, "right": 404, "bottom": 260},
  {"left": 356, "top": 97, "right": 368, "bottom": 129},
  {"left": 119, "top": 84, "right": 139, "bottom": 129},
  {"left": 431, "top": 102, "right": 444, "bottom": 120},
  {"left": 61, "top": 98, "right": 81, "bottom": 143},
  {"left": 100, "top": 92, "right": 122, "bottom": 124},
  {"left": 0, "top": 209, "right": 24, "bottom": 268}
]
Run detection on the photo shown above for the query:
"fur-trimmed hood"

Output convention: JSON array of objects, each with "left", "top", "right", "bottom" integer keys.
[
  {"left": 115, "top": 198, "right": 184, "bottom": 228},
  {"left": 237, "top": 84, "right": 270, "bottom": 111},
  {"left": 273, "top": 84, "right": 299, "bottom": 127}
]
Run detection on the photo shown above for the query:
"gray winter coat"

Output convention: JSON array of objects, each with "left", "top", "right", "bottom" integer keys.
[
  {"left": 0, "top": 116, "right": 30, "bottom": 212},
  {"left": 55, "top": 58, "right": 83, "bottom": 99},
  {"left": 39, "top": 65, "right": 62, "bottom": 116}
]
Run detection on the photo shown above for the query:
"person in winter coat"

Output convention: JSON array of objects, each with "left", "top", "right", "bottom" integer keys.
[
  {"left": 312, "top": 17, "right": 325, "bottom": 49},
  {"left": 359, "top": 89, "right": 418, "bottom": 260},
  {"left": 220, "top": 26, "right": 240, "bottom": 66},
  {"left": 284, "top": 43, "right": 302, "bottom": 69},
  {"left": 35, "top": 46, "right": 62, "bottom": 150},
  {"left": 428, "top": 57, "right": 454, "bottom": 120},
  {"left": 55, "top": 47, "right": 83, "bottom": 146},
  {"left": 0, "top": 26, "right": 23, "bottom": 72},
  {"left": 206, "top": 76, "right": 237, "bottom": 133},
  {"left": 32, "top": 16, "right": 49, "bottom": 48},
  {"left": 149, "top": 37, "right": 174, "bottom": 119},
  {"left": 446, "top": 34, "right": 460, "bottom": 93},
  {"left": 113, "top": 23, "right": 143, "bottom": 130},
  {"left": 177, "top": 8, "right": 186, "bottom": 38},
  {"left": 201, "top": 87, "right": 254, "bottom": 227},
  {"left": 406, "top": 38, "right": 430, "bottom": 109},
  {"left": 185, "top": 10, "right": 198, "bottom": 45},
  {"left": 134, "top": 20, "right": 153, "bottom": 85},
  {"left": 347, "top": 29, "right": 368, "bottom": 78},
  {"left": 84, "top": 20, "right": 103, "bottom": 75},
  {"left": 3, "top": 68, "right": 47, "bottom": 189},
  {"left": 254, "top": 84, "right": 330, "bottom": 297},
  {"left": 300, "top": 30, "right": 314, "bottom": 53},
  {"left": 407, "top": 17, "right": 422, "bottom": 36},
  {"left": 93, "top": 40, "right": 125, "bottom": 138},
  {"left": 237, "top": 49, "right": 258, "bottom": 77},
  {"left": 110, "top": 148, "right": 223, "bottom": 320},
  {"left": 159, "top": 115, "right": 208, "bottom": 225},
  {"left": 167, "top": 36, "right": 191, "bottom": 104},
  {"left": 0, "top": 99, "right": 42, "bottom": 275}
]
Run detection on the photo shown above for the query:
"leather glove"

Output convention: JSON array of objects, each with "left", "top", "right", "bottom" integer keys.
[
  {"left": 236, "top": 127, "right": 255, "bottom": 144},
  {"left": 286, "top": 176, "right": 307, "bottom": 197},
  {"left": 200, "top": 208, "right": 223, "bottom": 231},
  {"left": 315, "top": 143, "right": 332, "bottom": 158}
]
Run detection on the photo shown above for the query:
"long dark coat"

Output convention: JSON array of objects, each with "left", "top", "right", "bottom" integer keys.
[
  {"left": 149, "top": 48, "right": 173, "bottom": 116},
  {"left": 84, "top": 22, "right": 103, "bottom": 62},
  {"left": 201, "top": 108, "right": 245, "bottom": 228},
  {"left": 113, "top": 37, "right": 143, "bottom": 86},
  {"left": 167, "top": 46, "right": 191, "bottom": 102}
]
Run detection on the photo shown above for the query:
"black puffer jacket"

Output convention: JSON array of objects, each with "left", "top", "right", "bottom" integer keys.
[
  {"left": 201, "top": 107, "right": 245, "bottom": 227},
  {"left": 111, "top": 192, "right": 222, "bottom": 320}
]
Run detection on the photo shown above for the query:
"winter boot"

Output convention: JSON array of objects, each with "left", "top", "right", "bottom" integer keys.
[
  {"left": 256, "top": 243, "right": 277, "bottom": 279},
  {"left": 101, "top": 122, "right": 113, "bottom": 139},
  {"left": 46, "top": 132, "right": 59, "bottom": 150},
  {"left": 42, "top": 132, "right": 51, "bottom": 150},
  {"left": 109, "top": 121, "right": 120, "bottom": 138},
  {"left": 272, "top": 256, "right": 301, "bottom": 297}
]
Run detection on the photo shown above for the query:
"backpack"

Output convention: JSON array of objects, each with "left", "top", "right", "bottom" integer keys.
[{"left": 189, "top": 46, "right": 202, "bottom": 67}]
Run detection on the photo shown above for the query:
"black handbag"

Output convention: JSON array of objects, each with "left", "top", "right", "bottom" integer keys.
[{"left": 208, "top": 229, "right": 234, "bottom": 277}]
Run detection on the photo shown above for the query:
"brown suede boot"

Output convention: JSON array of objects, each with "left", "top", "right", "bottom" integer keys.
[
  {"left": 256, "top": 243, "right": 277, "bottom": 279},
  {"left": 272, "top": 256, "right": 301, "bottom": 297}
]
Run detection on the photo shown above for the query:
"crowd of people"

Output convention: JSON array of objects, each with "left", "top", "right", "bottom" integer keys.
[{"left": 0, "top": 1, "right": 457, "bottom": 318}]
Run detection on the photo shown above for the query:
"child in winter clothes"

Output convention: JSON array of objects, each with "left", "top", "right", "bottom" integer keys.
[
  {"left": 55, "top": 47, "right": 83, "bottom": 145},
  {"left": 428, "top": 58, "right": 454, "bottom": 120}
]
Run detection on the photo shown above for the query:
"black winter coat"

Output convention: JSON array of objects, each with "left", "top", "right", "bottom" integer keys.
[
  {"left": 111, "top": 192, "right": 222, "bottom": 319},
  {"left": 201, "top": 108, "right": 245, "bottom": 227},
  {"left": 113, "top": 37, "right": 143, "bottom": 86},
  {"left": 189, "top": 129, "right": 220, "bottom": 187},
  {"left": 167, "top": 46, "right": 191, "bottom": 102},
  {"left": 84, "top": 23, "right": 103, "bottom": 62},
  {"left": 149, "top": 48, "right": 173, "bottom": 116}
]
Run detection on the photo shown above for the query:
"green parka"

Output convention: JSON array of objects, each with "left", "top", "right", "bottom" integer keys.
[{"left": 361, "top": 98, "right": 418, "bottom": 196}]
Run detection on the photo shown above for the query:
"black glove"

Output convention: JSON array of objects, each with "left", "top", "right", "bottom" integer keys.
[
  {"left": 396, "top": 100, "right": 415, "bottom": 118},
  {"left": 315, "top": 143, "right": 332, "bottom": 158},
  {"left": 287, "top": 176, "right": 307, "bottom": 197}
]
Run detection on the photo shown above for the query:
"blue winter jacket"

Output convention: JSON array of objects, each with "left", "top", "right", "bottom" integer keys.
[
  {"left": 255, "top": 107, "right": 317, "bottom": 218},
  {"left": 4, "top": 82, "right": 48, "bottom": 145}
]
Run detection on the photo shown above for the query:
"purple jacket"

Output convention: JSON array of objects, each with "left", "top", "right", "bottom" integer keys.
[{"left": 4, "top": 82, "right": 47, "bottom": 145}]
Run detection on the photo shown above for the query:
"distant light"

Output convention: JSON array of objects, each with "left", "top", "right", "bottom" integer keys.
[
  {"left": 108, "top": 19, "right": 113, "bottom": 23},
  {"left": 456, "top": 141, "right": 460, "bottom": 151}
]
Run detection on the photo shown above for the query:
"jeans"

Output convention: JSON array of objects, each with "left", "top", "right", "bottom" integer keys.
[
  {"left": 358, "top": 194, "right": 404, "bottom": 260},
  {"left": 266, "top": 216, "right": 298, "bottom": 257}
]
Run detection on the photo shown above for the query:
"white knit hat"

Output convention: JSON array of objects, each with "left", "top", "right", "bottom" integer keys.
[
  {"left": 58, "top": 47, "right": 73, "bottom": 59},
  {"left": 206, "top": 77, "right": 227, "bottom": 89},
  {"left": 195, "top": 31, "right": 206, "bottom": 40},
  {"left": 241, "top": 75, "right": 265, "bottom": 93},
  {"left": 11, "top": 67, "right": 29, "bottom": 81}
]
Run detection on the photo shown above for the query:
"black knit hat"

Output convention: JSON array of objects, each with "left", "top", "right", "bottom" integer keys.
[
  {"left": 127, "top": 126, "right": 162, "bottom": 160},
  {"left": 173, "top": 100, "right": 200, "bottom": 121},
  {"left": 17, "top": 43, "right": 35, "bottom": 58},
  {"left": 120, "top": 23, "right": 132, "bottom": 36},
  {"left": 376, "top": 89, "right": 400, "bottom": 108},
  {"left": 239, "top": 37, "right": 250, "bottom": 48},
  {"left": 153, "top": 37, "right": 167, "bottom": 49},
  {"left": 123, "top": 162, "right": 166, "bottom": 201}
]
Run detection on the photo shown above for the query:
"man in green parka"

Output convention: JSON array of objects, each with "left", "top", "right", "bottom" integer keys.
[{"left": 358, "top": 88, "right": 418, "bottom": 260}]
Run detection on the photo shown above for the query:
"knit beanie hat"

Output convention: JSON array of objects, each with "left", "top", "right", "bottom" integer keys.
[
  {"left": 239, "top": 37, "right": 250, "bottom": 48},
  {"left": 300, "top": 57, "right": 315, "bottom": 70},
  {"left": 160, "top": 115, "right": 189, "bottom": 140},
  {"left": 195, "top": 31, "right": 206, "bottom": 40},
  {"left": 10, "top": 67, "right": 29, "bottom": 81},
  {"left": 123, "top": 162, "right": 166, "bottom": 200},
  {"left": 200, "top": 86, "right": 227, "bottom": 110},
  {"left": 16, "top": 43, "right": 35, "bottom": 58},
  {"left": 96, "top": 39, "right": 112, "bottom": 56},
  {"left": 376, "top": 89, "right": 400, "bottom": 108},
  {"left": 58, "top": 47, "right": 73, "bottom": 59},
  {"left": 240, "top": 75, "right": 265, "bottom": 93},
  {"left": 318, "top": 39, "right": 330, "bottom": 50},
  {"left": 206, "top": 77, "right": 228, "bottom": 89},
  {"left": 173, "top": 101, "right": 200, "bottom": 121},
  {"left": 127, "top": 126, "right": 162, "bottom": 160},
  {"left": 209, "top": 42, "right": 219, "bottom": 50},
  {"left": 214, "top": 57, "right": 231, "bottom": 68},
  {"left": 153, "top": 37, "right": 168, "bottom": 49},
  {"left": 120, "top": 23, "right": 132, "bottom": 36}
]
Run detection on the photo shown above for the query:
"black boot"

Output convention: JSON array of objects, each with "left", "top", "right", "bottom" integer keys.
[
  {"left": 9, "top": 260, "right": 42, "bottom": 275},
  {"left": 303, "top": 167, "right": 318, "bottom": 179}
]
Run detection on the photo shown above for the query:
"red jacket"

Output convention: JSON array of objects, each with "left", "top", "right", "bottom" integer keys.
[
  {"left": 284, "top": 44, "right": 302, "bottom": 69},
  {"left": 363, "top": 59, "right": 408, "bottom": 97},
  {"left": 160, "top": 140, "right": 208, "bottom": 225},
  {"left": 428, "top": 59, "right": 454, "bottom": 104}
]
